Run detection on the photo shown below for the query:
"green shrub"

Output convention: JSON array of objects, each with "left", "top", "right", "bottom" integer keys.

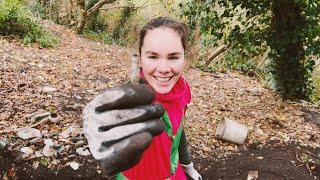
[
  {"left": 0, "top": 0, "right": 58, "bottom": 48},
  {"left": 83, "top": 29, "right": 114, "bottom": 45}
]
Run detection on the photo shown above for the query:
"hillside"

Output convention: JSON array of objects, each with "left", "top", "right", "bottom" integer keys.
[{"left": 1, "top": 21, "right": 319, "bottom": 179}]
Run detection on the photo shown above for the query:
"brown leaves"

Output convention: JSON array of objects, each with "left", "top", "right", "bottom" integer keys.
[{"left": 185, "top": 69, "right": 320, "bottom": 157}]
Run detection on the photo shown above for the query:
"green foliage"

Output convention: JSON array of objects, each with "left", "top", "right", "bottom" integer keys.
[
  {"left": 86, "top": 0, "right": 107, "bottom": 32},
  {"left": 83, "top": 29, "right": 114, "bottom": 45},
  {"left": 182, "top": 0, "right": 320, "bottom": 101},
  {"left": 28, "top": 0, "right": 47, "bottom": 19},
  {"left": 112, "top": 5, "right": 136, "bottom": 45},
  {"left": 0, "top": 0, "right": 58, "bottom": 48}
]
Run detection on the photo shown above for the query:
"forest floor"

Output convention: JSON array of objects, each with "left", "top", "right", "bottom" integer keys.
[{"left": 1, "top": 21, "right": 320, "bottom": 180}]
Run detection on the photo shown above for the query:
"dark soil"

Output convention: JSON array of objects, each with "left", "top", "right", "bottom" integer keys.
[
  {"left": 194, "top": 144, "right": 320, "bottom": 180},
  {"left": 1, "top": 144, "right": 319, "bottom": 180}
]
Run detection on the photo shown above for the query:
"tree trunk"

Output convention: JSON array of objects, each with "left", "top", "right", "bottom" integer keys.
[
  {"left": 271, "top": 0, "right": 307, "bottom": 100},
  {"left": 76, "top": 0, "right": 117, "bottom": 34},
  {"left": 76, "top": 0, "right": 87, "bottom": 33}
]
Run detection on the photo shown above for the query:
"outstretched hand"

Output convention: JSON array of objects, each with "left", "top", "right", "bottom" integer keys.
[{"left": 83, "top": 83, "right": 165, "bottom": 176}]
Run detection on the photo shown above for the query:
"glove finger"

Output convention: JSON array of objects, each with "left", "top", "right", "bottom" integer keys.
[
  {"left": 95, "top": 104, "right": 164, "bottom": 131},
  {"left": 85, "top": 120, "right": 164, "bottom": 160},
  {"left": 99, "top": 119, "right": 164, "bottom": 148},
  {"left": 94, "top": 84, "right": 155, "bottom": 112},
  {"left": 99, "top": 132, "right": 152, "bottom": 176}
]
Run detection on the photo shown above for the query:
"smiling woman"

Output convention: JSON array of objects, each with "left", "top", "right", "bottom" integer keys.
[
  {"left": 140, "top": 27, "right": 186, "bottom": 94},
  {"left": 83, "top": 17, "right": 201, "bottom": 180}
]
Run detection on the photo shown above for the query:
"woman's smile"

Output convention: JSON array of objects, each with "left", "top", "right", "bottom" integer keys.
[{"left": 153, "top": 75, "right": 174, "bottom": 84}]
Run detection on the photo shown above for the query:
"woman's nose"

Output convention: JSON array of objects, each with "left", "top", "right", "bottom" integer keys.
[{"left": 157, "top": 59, "right": 171, "bottom": 73}]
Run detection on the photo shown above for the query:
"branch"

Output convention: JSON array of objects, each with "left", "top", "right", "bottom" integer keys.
[
  {"left": 87, "top": 0, "right": 117, "bottom": 17},
  {"left": 100, "top": 5, "right": 143, "bottom": 11},
  {"left": 205, "top": 44, "right": 230, "bottom": 67}
]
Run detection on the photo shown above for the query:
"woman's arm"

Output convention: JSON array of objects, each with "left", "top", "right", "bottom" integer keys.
[
  {"left": 179, "top": 129, "right": 202, "bottom": 180},
  {"left": 179, "top": 129, "right": 192, "bottom": 165}
]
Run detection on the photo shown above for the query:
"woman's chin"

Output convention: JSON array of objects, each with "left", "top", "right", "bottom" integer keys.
[{"left": 152, "top": 84, "right": 174, "bottom": 94}]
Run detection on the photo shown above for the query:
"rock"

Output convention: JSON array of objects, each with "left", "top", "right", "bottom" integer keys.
[
  {"left": 59, "top": 126, "right": 81, "bottom": 139},
  {"left": 21, "top": 146, "right": 34, "bottom": 159},
  {"left": 69, "top": 162, "right": 80, "bottom": 170},
  {"left": 256, "top": 156, "right": 264, "bottom": 160},
  {"left": 43, "top": 139, "right": 56, "bottom": 157},
  {"left": 76, "top": 147, "right": 91, "bottom": 156},
  {"left": 17, "top": 128, "right": 41, "bottom": 140}
]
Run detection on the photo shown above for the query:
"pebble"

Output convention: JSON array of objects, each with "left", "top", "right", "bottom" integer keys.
[
  {"left": 21, "top": 146, "right": 34, "bottom": 159},
  {"left": 43, "top": 139, "right": 56, "bottom": 157},
  {"left": 59, "top": 126, "right": 81, "bottom": 139},
  {"left": 17, "top": 128, "right": 41, "bottom": 140},
  {"left": 76, "top": 147, "right": 91, "bottom": 156},
  {"left": 69, "top": 162, "right": 80, "bottom": 170}
]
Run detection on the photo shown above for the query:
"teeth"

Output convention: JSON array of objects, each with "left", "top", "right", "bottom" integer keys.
[{"left": 156, "top": 76, "right": 170, "bottom": 82}]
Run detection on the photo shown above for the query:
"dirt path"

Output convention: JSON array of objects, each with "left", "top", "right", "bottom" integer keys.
[{"left": 1, "top": 21, "right": 319, "bottom": 179}]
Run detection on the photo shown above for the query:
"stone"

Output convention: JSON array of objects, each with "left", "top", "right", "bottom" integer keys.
[
  {"left": 17, "top": 128, "right": 41, "bottom": 140},
  {"left": 69, "top": 162, "right": 80, "bottom": 170}
]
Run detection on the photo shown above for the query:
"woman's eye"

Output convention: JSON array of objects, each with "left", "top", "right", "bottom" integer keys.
[
  {"left": 168, "top": 56, "right": 179, "bottom": 60},
  {"left": 148, "top": 56, "right": 158, "bottom": 59}
]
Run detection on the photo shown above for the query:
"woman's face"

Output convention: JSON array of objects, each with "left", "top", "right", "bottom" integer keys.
[{"left": 140, "top": 27, "right": 185, "bottom": 94}]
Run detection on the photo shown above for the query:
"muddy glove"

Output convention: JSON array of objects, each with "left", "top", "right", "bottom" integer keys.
[
  {"left": 181, "top": 162, "right": 202, "bottom": 180},
  {"left": 83, "top": 83, "right": 165, "bottom": 176}
]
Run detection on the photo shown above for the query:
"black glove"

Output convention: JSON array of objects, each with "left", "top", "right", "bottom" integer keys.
[{"left": 83, "top": 83, "right": 165, "bottom": 176}]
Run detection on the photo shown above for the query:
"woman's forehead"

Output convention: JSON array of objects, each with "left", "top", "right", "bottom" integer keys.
[{"left": 142, "top": 27, "right": 184, "bottom": 54}]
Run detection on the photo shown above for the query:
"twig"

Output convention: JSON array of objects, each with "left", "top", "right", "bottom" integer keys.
[
  {"left": 0, "top": 117, "right": 49, "bottom": 134},
  {"left": 306, "top": 164, "right": 312, "bottom": 176},
  {"left": 205, "top": 44, "right": 230, "bottom": 67}
]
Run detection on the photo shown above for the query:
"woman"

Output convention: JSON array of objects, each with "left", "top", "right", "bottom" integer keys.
[{"left": 83, "top": 17, "right": 201, "bottom": 180}]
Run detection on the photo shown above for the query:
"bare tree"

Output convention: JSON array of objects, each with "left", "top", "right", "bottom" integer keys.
[{"left": 76, "top": 0, "right": 117, "bottom": 33}]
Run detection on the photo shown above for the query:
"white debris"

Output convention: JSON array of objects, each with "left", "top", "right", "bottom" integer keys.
[
  {"left": 255, "top": 128, "right": 264, "bottom": 136},
  {"left": 69, "top": 161, "right": 80, "bottom": 170},
  {"left": 42, "top": 86, "right": 57, "bottom": 93},
  {"left": 0, "top": 138, "right": 7, "bottom": 150},
  {"left": 35, "top": 150, "right": 43, "bottom": 158},
  {"left": 247, "top": 170, "right": 258, "bottom": 180},
  {"left": 32, "top": 161, "right": 40, "bottom": 170},
  {"left": 59, "top": 126, "right": 81, "bottom": 139},
  {"left": 76, "top": 147, "right": 91, "bottom": 156},
  {"left": 256, "top": 156, "right": 264, "bottom": 160},
  {"left": 17, "top": 128, "right": 41, "bottom": 140},
  {"left": 43, "top": 139, "right": 56, "bottom": 157},
  {"left": 49, "top": 113, "right": 60, "bottom": 123},
  {"left": 20, "top": 146, "right": 34, "bottom": 159}
]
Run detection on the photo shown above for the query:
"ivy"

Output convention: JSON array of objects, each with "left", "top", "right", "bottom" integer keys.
[{"left": 182, "top": 0, "right": 320, "bottom": 101}]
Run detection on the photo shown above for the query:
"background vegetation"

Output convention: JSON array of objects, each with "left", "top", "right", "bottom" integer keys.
[
  {"left": 0, "top": 0, "right": 58, "bottom": 48},
  {"left": 1, "top": 0, "right": 319, "bottom": 103}
]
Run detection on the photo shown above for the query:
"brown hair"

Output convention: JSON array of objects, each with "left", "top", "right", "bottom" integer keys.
[{"left": 138, "top": 17, "right": 189, "bottom": 55}]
